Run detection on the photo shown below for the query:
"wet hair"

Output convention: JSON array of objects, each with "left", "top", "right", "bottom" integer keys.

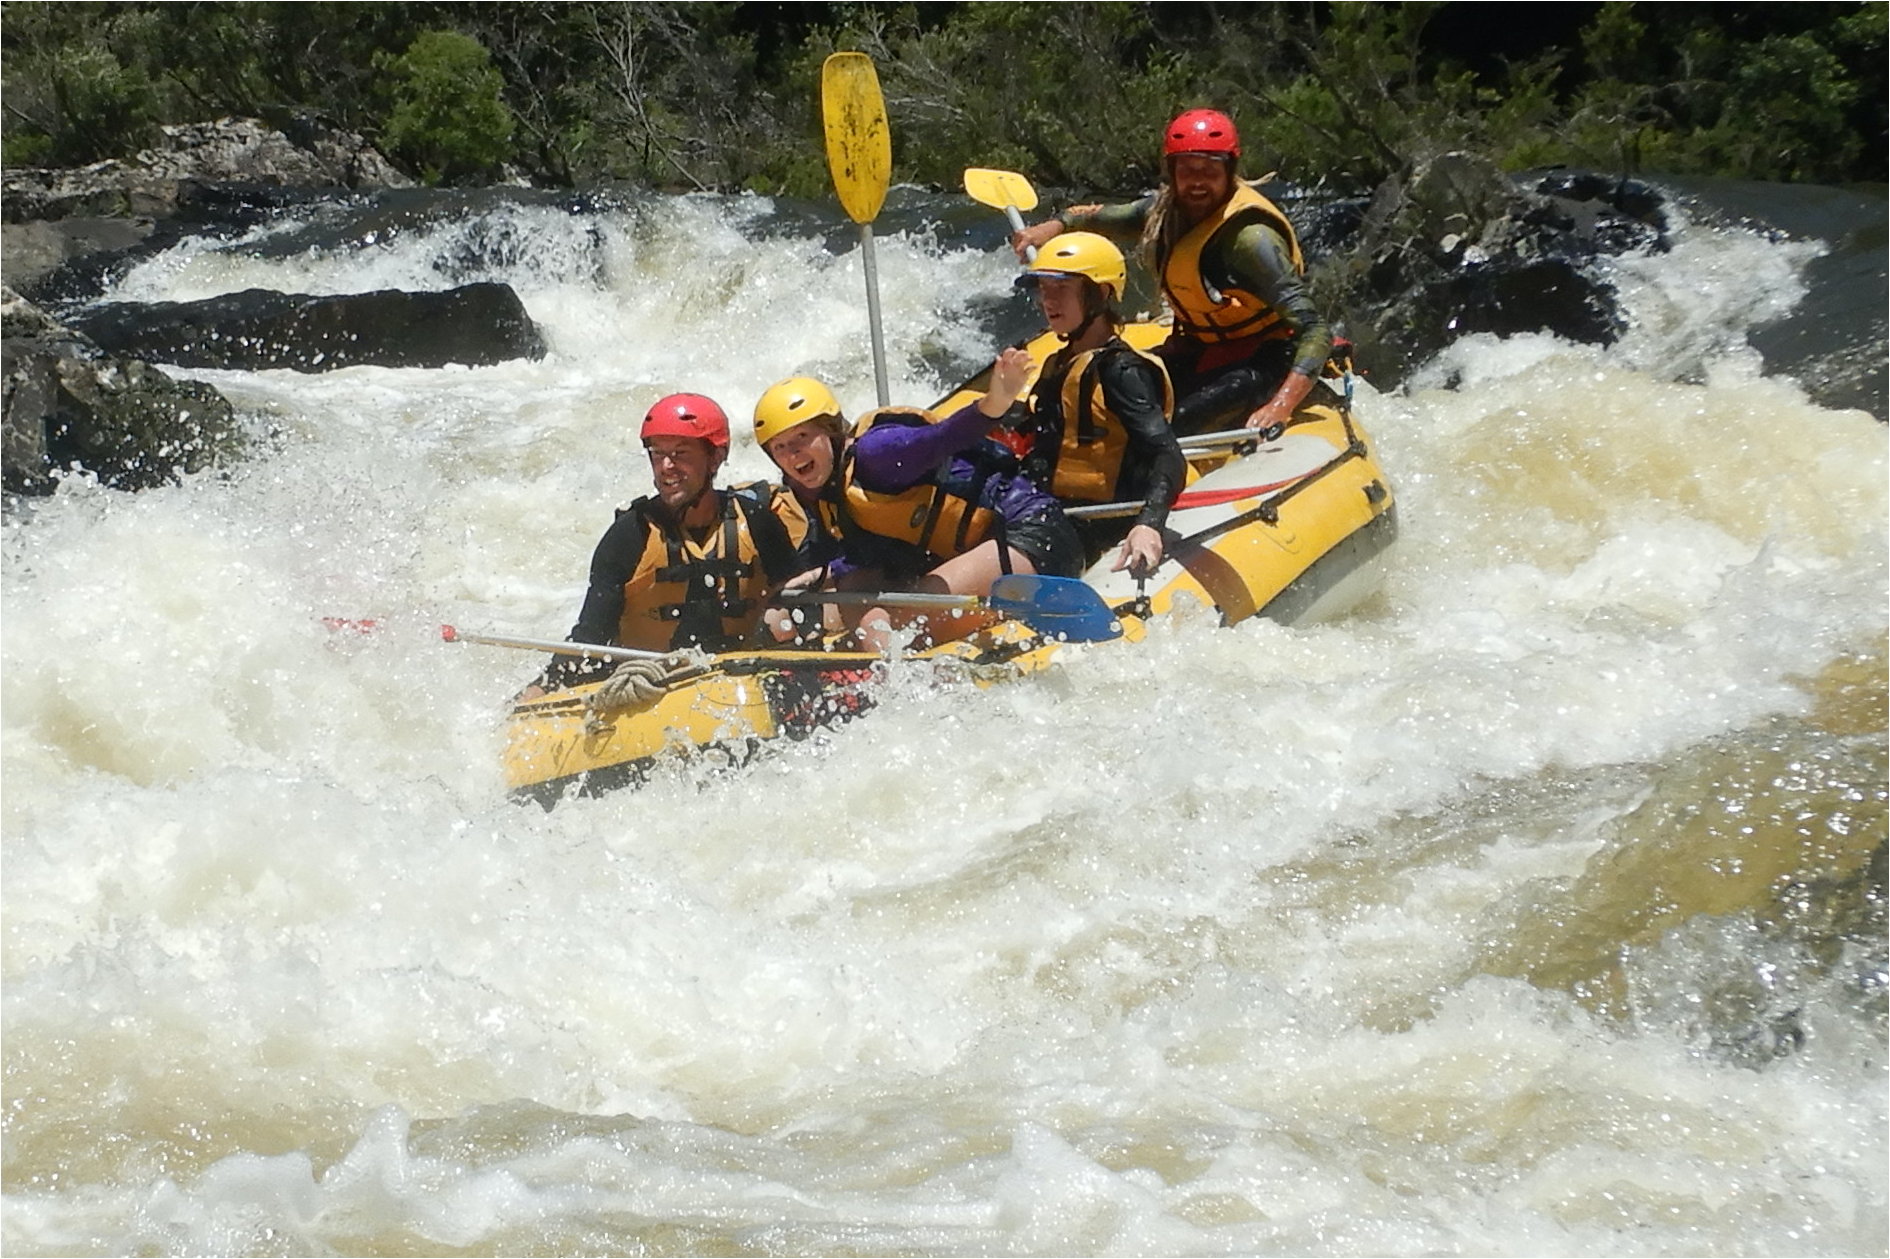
[{"left": 1079, "top": 276, "right": 1122, "bottom": 331}]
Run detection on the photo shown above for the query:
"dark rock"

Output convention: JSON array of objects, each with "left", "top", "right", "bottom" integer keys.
[
  {"left": 15, "top": 183, "right": 348, "bottom": 309},
  {"left": 3, "top": 286, "right": 244, "bottom": 494},
  {"left": 1373, "top": 256, "right": 1619, "bottom": 365},
  {"left": 0, "top": 217, "right": 159, "bottom": 293},
  {"left": 1658, "top": 177, "right": 1888, "bottom": 422},
  {"left": 65, "top": 282, "right": 547, "bottom": 373},
  {"left": 1, "top": 162, "right": 186, "bottom": 225},
  {"left": 1322, "top": 155, "right": 1670, "bottom": 388}
]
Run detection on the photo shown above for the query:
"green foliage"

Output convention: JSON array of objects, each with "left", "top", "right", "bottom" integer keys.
[
  {"left": 1541, "top": 3, "right": 1881, "bottom": 183},
  {"left": 0, "top": 3, "right": 164, "bottom": 165},
  {"left": 4, "top": 131, "right": 55, "bottom": 167},
  {"left": 47, "top": 45, "right": 162, "bottom": 163},
  {"left": 841, "top": 2, "right": 1193, "bottom": 192},
  {"left": 1, "top": 1, "right": 1882, "bottom": 193},
  {"left": 375, "top": 30, "right": 516, "bottom": 184},
  {"left": 582, "top": 3, "right": 771, "bottom": 189},
  {"left": 1580, "top": 2, "right": 1657, "bottom": 83}
]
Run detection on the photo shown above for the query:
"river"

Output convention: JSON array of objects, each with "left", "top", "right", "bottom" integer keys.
[{"left": 3, "top": 180, "right": 1885, "bottom": 1256}]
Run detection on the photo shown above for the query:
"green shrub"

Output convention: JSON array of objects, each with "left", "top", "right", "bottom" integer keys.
[
  {"left": 376, "top": 30, "right": 515, "bottom": 184},
  {"left": 3, "top": 131, "right": 55, "bottom": 167}
]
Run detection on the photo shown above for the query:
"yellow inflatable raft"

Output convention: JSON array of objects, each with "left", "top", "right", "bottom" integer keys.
[{"left": 502, "top": 325, "right": 1397, "bottom": 804}]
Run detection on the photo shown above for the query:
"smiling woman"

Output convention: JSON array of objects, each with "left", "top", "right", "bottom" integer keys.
[{"left": 750, "top": 364, "right": 1087, "bottom": 654}]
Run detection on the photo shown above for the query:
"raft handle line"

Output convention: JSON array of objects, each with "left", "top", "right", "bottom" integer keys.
[{"left": 1179, "top": 433, "right": 1370, "bottom": 548}]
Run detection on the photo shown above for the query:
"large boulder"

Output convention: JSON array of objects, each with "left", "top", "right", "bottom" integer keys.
[
  {"left": 1322, "top": 155, "right": 1669, "bottom": 388},
  {"left": 0, "top": 215, "right": 160, "bottom": 297},
  {"left": 140, "top": 115, "right": 410, "bottom": 188},
  {"left": 3, "top": 286, "right": 243, "bottom": 494},
  {"left": 65, "top": 282, "right": 547, "bottom": 373}
]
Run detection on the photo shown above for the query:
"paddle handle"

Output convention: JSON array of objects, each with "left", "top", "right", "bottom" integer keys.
[
  {"left": 1003, "top": 204, "right": 1037, "bottom": 263},
  {"left": 776, "top": 590, "right": 976, "bottom": 611},
  {"left": 859, "top": 224, "right": 891, "bottom": 406},
  {"left": 1177, "top": 422, "right": 1285, "bottom": 450},
  {"left": 1064, "top": 501, "right": 1145, "bottom": 521},
  {"left": 441, "top": 625, "right": 670, "bottom": 662}
]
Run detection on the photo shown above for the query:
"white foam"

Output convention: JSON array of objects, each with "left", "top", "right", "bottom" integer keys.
[{"left": 4, "top": 190, "right": 1884, "bottom": 1257}]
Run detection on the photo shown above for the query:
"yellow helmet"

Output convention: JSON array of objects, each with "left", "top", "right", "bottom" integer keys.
[
  {"left": 753, "top": 376, "right": 845, "bottom": 446},
  {"left": 1024, "top": 231, "right": 1127, "bottom": 303}
]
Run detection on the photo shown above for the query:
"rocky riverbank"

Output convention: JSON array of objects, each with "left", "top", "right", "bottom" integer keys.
[
  {"left": 5, "top": 116, "right": 1878, "bottom": 497},
  {"left": 2, "top": 116, "right": 549, "bottom": 495}
]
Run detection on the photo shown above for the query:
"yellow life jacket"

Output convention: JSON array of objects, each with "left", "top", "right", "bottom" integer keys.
[
  {"left": 615, "top": 485, "right": 786, "bottom": 652},
  {"left": 1160, "top": 182, "right": 1306, "bottom": 344},
  {"left": 835, "top": 407, "right": 1001, "bottom": 562},
  {"left": 1035, "top": 340, "right": 1176, "bottom": 503},
  {"left": 766, "top": 482, "right": 816, "bottom": 551}
]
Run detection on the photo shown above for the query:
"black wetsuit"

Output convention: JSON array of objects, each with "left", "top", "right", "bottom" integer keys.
[
  {"left": 1019, "top": 342, "right": 1186, "bottom": 560},
  {"left": 539, "top": 485, "right": 799, "bottom": 690}
]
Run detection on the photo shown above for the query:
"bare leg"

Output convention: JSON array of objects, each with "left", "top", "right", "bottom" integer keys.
[{"left": 855, "top": 540, "right": 1037, "bottom": 653}]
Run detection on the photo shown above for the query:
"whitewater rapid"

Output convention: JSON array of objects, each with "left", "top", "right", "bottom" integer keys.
[{"left": 3, "top": 187, "right": 1884, "bottom": 1257}]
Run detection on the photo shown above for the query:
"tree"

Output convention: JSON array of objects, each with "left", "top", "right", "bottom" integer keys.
[{"left": 375, "top": 29, "right": 515, "bottom": 184}]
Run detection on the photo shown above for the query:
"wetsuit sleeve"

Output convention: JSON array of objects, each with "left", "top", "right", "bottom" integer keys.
[
  {"left": 568, "top": 510, "right": 647, "bottom": 644},
  {"left": 1099, "top": 352, "right": 1186, "bottom": 530},
  {"left": 1218, "top": 221, "right": 1334, "bottom": 380},
  {"left": 1057, "top": 196, "right": 1154, "bottom": 248},
  {"left": 850, "top": 403, "right": 995, "bottom": 492},
  {"left": 539, "top": 509, "right": 646, "bottom": 690}
]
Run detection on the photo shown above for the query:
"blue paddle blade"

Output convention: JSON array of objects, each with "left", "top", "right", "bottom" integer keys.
[{"left": 988, "top": 575, "right": 1122, "bottom": 641}]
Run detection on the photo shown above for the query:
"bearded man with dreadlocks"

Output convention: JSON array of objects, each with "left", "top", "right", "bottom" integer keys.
[{"left": 1011, "top": 109, "right": 1337, "bottom": 440}]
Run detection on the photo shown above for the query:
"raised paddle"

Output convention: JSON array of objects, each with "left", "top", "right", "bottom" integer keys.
[
  {"left": 821, "top": 52, "right": 893, "bottom": 407},
  {"left": 964, "top": 167, "right": 1040, "bottom": 262},
  {"left": 777, "top": 574, "right": 1121, "bottom": 642}
]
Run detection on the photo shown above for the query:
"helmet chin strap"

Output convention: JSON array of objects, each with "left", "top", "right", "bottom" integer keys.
[
  {"left": 1059, "top": 284, "right": 1111, "bottom": 344},
  {"left": 1061, "top": 309, "right": 1104, "bottom": 343}
]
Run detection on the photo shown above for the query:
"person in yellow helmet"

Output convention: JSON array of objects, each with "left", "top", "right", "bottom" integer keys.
[
  {"left": 1005, "top": 231, "right": 1185, "bottom": 579},
  {"left": 751, "top": 366, "right": 1085, "bottom": 653},
  {"left": 1010, "top": 108, "right": 1335, "bottom": 439}
]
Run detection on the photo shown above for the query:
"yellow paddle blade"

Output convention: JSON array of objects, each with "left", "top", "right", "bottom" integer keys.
[
  {"left": 963, "top": 167, "right": 1038, "bottom": 213},
  {"left": 821, "top": 53, "right": 891, "bottom": 224}
]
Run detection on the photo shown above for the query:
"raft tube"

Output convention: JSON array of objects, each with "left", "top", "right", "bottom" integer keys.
[{"left": 503, "top": 322, "right": 1395, "bottom": 803}]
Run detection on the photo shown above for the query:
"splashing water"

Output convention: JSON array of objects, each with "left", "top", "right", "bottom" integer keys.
[{"left": 3, "top": 187, "right": 1884, "bottom": 1256}]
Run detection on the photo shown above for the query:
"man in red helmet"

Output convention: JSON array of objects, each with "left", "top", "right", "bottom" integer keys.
[
  {"left": 524, "top": 392, "right": 802, "bottom": 703},
  {"left": 1011, "top": 108, "right": 1335, "bottom": 438}
]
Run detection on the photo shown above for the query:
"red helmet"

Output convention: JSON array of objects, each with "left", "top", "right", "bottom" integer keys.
[
  {"left": 641, "top": 393, "right": 730, "bottom": 449},
  {"left": 1164, "top": 108, "right": 1240, "bottom": 161}
]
